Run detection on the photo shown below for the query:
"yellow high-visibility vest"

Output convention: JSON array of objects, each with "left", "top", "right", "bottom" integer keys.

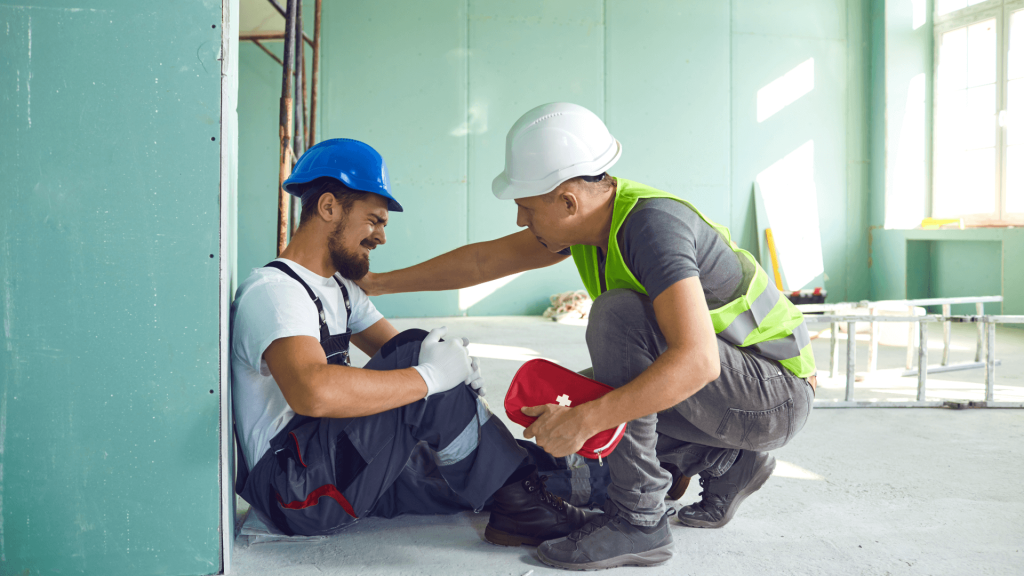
[{"left": 570, "top": 177, "right": 816, "bottom": 378}]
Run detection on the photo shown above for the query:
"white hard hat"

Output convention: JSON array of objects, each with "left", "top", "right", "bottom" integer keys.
[{"left": 492, "top": 102, "right": 622, "bottom": 200}]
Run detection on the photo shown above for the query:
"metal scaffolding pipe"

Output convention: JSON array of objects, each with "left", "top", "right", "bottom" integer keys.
[
  {"left": 308, "top": 0, "right": 321, "bottom": 150},
  {"left": 265, "top": 0, "right": 315, "bottom": 46},
  {"left": 291, "top": 0, "right": 306, "bottom": 235},
  {"left": 277, "top": 0, "right": 297, "bottom": 256},
  {"left": 297, "top": 0, "right": 308, "bottom": 157},
  {"left": 251, "top": 39, "right": 283, "bottom": 66}
]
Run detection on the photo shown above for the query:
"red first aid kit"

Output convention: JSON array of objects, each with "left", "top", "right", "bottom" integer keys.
[{"left": 504, "top": 359, "right": 627, "bottom": 465}]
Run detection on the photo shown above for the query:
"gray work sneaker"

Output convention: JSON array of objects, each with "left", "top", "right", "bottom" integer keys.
[
  {"left": 536, "top": 511, "right": 674, "bottom": 570},
  {"left": 676, "top": 450, "right": 775, "bottom": 529}
]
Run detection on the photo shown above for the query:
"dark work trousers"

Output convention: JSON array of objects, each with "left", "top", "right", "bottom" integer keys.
[
  {"left": 583, "top": 289, "right": 815, "bottom": 526},
  {"left": 238, "top": 330, "right": 529, "bottom": 536}
]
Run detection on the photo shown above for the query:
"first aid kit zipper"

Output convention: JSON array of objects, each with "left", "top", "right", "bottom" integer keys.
[{"left": 593, "top": 423, "right": 627, "bottom": 466}]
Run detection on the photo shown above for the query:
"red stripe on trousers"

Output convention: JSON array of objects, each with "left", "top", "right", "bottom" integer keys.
[
  {"left": 289, "top": 432, "right": 307, "bottom": 467},
  {"left": 276, "top": 485, "right": 358, "bottom": 519}
]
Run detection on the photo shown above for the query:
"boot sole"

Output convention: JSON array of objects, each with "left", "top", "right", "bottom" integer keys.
[
  {"left": 537, "top": 543, "right": 675, "bottom": 571},
  {"left": 484, "top": 525, "right": 544, "bottom": 547},
  {"left": 675, "top": 453, "right": 776, "bottom": 529}
]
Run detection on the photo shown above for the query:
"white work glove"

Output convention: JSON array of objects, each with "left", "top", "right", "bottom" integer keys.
[
  {"left": 467, "top": 357, "right": 485, "bottom": 396},
  {"left": 414, "top": 327, "right": 474, "bottom": 397}
]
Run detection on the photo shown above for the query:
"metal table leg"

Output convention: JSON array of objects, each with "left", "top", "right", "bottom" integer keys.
[
  {"left": 868, "top": 308, "right": 879, "bottom": 372},
  {"left": 905, "top": 306, "right": 916, "bottom": 370},
  {"left": 975, "top": 302, "right": 984, "bottom": 363},
  {"left": 917, "top": 321, "right": 928, "bottom": 402},
  {"left": 985, "top": 322, "right": 996, "bottom": 402},
  {"left": 846, "top": 321, "right": 856, "bottom": 402},
  {"left": 941, "top": 303, "right": 951, "bottom": 366},
  {"left": 830, "top": 321, "right": 839, "bottom": 378}
]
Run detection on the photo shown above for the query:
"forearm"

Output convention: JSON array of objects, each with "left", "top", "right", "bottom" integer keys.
[
  {"left": 372, "top": 244, "right": 487, "bottom": 295},
  {"left": 300, "top": 364, "right": 428, "bottom": 418},
  {"left": 580, "top": 347, "right": 719, "bottom": 434},
  {"left": 364, "top": 231, "right": 567, "bottom": 296}
]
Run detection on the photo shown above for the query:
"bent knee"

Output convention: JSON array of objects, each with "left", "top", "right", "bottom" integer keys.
[
  {"left": 376, "top": 328, "right": 428, "bottom": 359},
  {"left": 586, "top": 289, "right": 652, "bottom": 343}
]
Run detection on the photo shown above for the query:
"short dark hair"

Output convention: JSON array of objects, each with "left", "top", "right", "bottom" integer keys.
[
  {"left": 544, "top": 173, "right": 614, "bottom": 202},
  {"left": 297, "top": 177, "right": 366, "bottom": 226}
]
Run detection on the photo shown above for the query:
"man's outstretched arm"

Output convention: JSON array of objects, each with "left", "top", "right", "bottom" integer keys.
[
  {"left": 357, "top": 230, "right": 568, "bottom": 296},
  {"left": 264, "top": 327, "right": 473, "bottom": 419}
]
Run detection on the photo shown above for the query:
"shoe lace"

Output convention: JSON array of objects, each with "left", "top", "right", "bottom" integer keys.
[
  {"left": 693, "top": 476, "right": 730, "bottom": 514},
  {"left": 531, "top": 474, "right": 568, "bottom": 512}
]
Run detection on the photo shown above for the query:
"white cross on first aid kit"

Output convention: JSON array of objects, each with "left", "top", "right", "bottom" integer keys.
[{"left": 556, "top": 394, "right": 572, "bottom": 407}]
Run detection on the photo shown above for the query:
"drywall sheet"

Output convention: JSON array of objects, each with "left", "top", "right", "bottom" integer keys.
[
  {"left": 321, "top": 0, "right": 469, "bottom": 318},
  {"left": 237, "top": 0, "right": 875, "bottom": 315},
  {"left": 606, "top": 0, "right": 731, "bottom": 226},
  {"left": 464, "top": 0, "right": 604, "bottom": 315},
  {"left": 0, "top": 2, "right": 223, "bottom": 574},
  {"left": 731, "top": 0, "right": 854, "bottom": 296}
]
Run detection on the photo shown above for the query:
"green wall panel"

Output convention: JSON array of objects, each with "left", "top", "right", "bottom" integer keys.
[
  {"left": 321, "top": 0, "right": 468, "bottom": 318},
  {"left": 465, "top": 0, "right": 604, "bottom": 316},
  {"left": 872, "top": 228, "right": 1024, "bottom": 319},
  {"left": 606, "top": 0, "right": 731, "bottom": 225},
  {"left": 930, "top": 241, "right": 1002, "bottom": 314},
  {"left": 845, "top": 0, "right": 874, "bottom": 303},
  {"left": 731, "top": 0, "right": 860, "bottom": 301},
  {"left": 237, "top": 42, "right": 285, "bottom": 282},
  {"left": 237, "top": 0, "right": 876, "bottom": 316},
  {"left": 0, "top": 2, "right": 223, "bottom": 575}
]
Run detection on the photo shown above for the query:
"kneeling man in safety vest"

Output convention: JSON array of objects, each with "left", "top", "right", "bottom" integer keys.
[
  {"left": 232, "top": 138, "right": 597, "bottom": 541},
  {"left": 356, "top": 104, "right": 817, "bottom": 570}
]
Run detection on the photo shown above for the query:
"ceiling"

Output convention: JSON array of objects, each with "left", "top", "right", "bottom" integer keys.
[{"left": 239, "top": 0, "right": 287, "bottom": 35}]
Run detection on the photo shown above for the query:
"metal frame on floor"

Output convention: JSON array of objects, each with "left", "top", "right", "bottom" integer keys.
[{"left": 800, "top": 296, "right": 1023, "bottom": 409}]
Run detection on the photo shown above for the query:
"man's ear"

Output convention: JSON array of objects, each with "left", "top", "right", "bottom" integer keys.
[
  {"left": 561, "top": 190, "right": 580, "bottom": 217},
  {"left": 318, "top": 192, "right": 336, "bottom": 221}
]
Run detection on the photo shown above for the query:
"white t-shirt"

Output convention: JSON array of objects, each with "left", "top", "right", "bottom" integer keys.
[{"left": 231, "top": 258, "right": 384, "bottom": 468}]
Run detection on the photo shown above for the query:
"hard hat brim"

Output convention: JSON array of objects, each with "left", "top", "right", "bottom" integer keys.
[{"left": 284, "top": 170, "right": 404, "bottom": 213}]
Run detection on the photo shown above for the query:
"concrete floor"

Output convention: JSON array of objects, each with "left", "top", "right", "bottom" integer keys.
[{"left": 231, "top": 317, "right": 1024, "bottom": 575}]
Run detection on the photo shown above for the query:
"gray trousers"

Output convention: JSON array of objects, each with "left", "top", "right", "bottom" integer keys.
[{"left": 585, "top": 289, "right": 814, "bottom": 526}]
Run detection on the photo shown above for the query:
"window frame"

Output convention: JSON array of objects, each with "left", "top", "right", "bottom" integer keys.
[{"left": 932, "top": 0, "right": 1024, "bottom": 226}]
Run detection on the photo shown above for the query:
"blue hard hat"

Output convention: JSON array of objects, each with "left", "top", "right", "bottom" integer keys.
[{"left": 283, "top": 138, "right": 403, "bottom": 212}]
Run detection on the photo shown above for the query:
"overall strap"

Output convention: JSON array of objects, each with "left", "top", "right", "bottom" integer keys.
[
  {"left": 265, "top": 260, "right": 330, "bottom": 342},
  {"left": 332, "top": 276, "right": 352, "bottom": 321}
]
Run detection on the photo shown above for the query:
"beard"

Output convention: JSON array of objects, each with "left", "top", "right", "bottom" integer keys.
[{"left": 328, "top": 220, "right": 371, "bottom": 280}]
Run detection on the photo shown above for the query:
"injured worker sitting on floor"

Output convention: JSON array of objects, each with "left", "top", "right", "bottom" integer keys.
[
  {"left": 231, "top": 138, "right": 602, "bottom": 542},
  {"left": 355, "top": 103, "right": 819, "bottom": 571}
]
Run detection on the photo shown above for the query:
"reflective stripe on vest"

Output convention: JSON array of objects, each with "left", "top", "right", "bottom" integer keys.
[{"left": 569, "top": 177, "right": 816, "bottom": 378}]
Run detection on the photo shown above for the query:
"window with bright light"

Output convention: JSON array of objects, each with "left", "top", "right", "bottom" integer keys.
[{"left": 933, "top": 0, "right": 1024, "bottom": 224}]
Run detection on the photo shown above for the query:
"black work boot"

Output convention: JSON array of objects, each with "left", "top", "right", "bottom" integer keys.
[
  {"left": 537, "top": 509, "right": 674, "bottom": 570},
  {"left": 485, "top": 466, "right": 598, "bottom": 547},
  {"left": 660, "top": 462, "right": 691, "bottom": 501},
  {"left": 676, "top": 450, "right": 776, "bottom": 529}
]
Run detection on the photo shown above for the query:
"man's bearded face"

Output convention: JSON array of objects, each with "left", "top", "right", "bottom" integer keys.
[{"left": 327, "top": 217, "right": 372, "bottom": 280}]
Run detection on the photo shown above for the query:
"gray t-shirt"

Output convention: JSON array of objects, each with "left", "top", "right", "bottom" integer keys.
[{"left": 565, "top": 198, "right": 752, "bottom": 307}]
